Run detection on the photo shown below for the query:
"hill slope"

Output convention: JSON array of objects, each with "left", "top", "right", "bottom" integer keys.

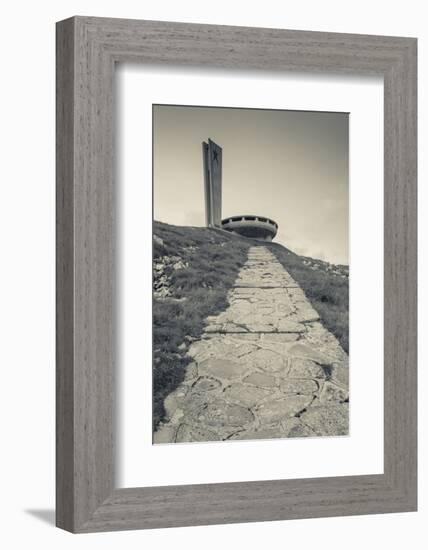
[{"left": 152, "top": 221, "right": 348, "bottom": 429}]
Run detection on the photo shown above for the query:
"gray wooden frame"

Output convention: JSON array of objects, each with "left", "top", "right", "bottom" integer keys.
[{"left": 56, "top": 16, "right": 417, "bottom": 533}]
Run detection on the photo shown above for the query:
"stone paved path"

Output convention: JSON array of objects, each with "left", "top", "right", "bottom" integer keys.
[{"left": 154, "top": 246, "right": 349, "bottom": 444}]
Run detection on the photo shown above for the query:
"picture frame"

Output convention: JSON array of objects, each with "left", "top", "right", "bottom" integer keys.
[{"left": 56, "top": 16, "right": 417, "bottom": 533}]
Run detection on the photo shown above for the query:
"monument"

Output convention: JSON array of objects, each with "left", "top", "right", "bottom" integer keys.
[
  {"left": 202, "top": 138, "right": 278, "bottom": 241},
  {"left": 202, "top": 139, "right": 223, "bottom": 228}
]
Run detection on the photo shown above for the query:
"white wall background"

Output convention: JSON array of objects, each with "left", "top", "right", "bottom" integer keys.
[{"left": 0, "top": 1, "right": 424, "bottom": 548}]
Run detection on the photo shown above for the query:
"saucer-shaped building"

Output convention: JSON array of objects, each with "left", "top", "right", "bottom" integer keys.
[
  {"left": 202, "top": 138, "right": 279, "bottom": 242},
  {"left": 221, "top": 215, "right": 278, "bottom": 242}
]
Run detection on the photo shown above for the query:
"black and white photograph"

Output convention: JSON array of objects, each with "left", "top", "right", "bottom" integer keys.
[{"left": 152, "top": 104, "right": 349, "bottom": 444}]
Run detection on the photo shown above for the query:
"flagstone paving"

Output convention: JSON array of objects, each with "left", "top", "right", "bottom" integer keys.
[{"left": 154, "top": 246, "right": 349, "bottom": 444}]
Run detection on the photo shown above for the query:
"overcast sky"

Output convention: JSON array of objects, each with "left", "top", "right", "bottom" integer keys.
[{"left": 153, "top": 105, "right": 348, "bottom": 265}]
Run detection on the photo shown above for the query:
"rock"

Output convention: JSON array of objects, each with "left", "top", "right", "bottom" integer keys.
[
  {"left": 288, "top": 358, "right": 325, "bottom": 379},
  {"left": 153, "top": 234, "right": 164, "bottom": 246},
  {"left": 198, "top": 358, "right": 247, "bottom": 379},
  {"left": 244, "top": 372, "right": 277, "bottom": 388},
  {"left": 233, "top": 343, "right": 258, "bottom": 357},
  {"left": 168, "top": 407, "right": 185, "bottom": 425},
  {"left": 187, "top": 340, "right": 211, "bottom": 359},
  {"left": 303, "top": 322, "right": 348, "bottom": 363},
  {"left": 271, "top": 302, "right": 295, "bottom": 317},
  {"left": 204, "top": 324, "right": 223, "bottom": 333},
  {"left": 222, "top": 323, "right": 249, "bottom": 333},
  {"left": 230, "top": 333, "right": 260, "bottom": 341},
  {"left": 280, "top": 379, "right": 318, "bottom": 395},
  {"left": 276, "top": 319, "right": 306, "bottom": 333},
  {"left": 175, "top": 423, "right": 219, "bottom": 443},
  {"left": 229, "top": 425, "right": 283, "bottom": 440},
  {"left": 164, "top": 387, "right": 188, "bottom": 419},
  {"left": 242, "top": 323, "right": 274, "bottom": 332},
  {"left": 199, "top": 340, "right": 237, "bottom": 358},
  {"left": 281, "top": 417, "right": 316, "bottom": 437},
  {"left": 153, "top": 425, "right": 176, "bottom": 444},
  {"left": 287, "top": 287, "right": 307, "bottom": 301},
  {"left": 183, "top": 362, "right": 198, "bottom": 382},
  {"left": 190, "top": 399, "right": 254, "bottom": 428},
  {"left": 246, "top": 348, "right": 286, "bottom": 372},
  {"left": 191, "top": 376, "right": 222, "bottom": 392},
  {"left": 223, "top": 383, "right": 273, "bottom": 407},
  {"left": 319, "top": 381, "right": 348, "bottom": 404},
  {"left": 259, "top": 341, "right": 299, "bottom": 357},
  {"left": 330, "top": 364, "right": 349, "bottom": 388},
  {"left": 299, "top": 404, "right": 349, "bottom": 436},
  {"left": 173, "top": 260, "right": 186, "bottom": 270},
  {"left": 255, "top": 395, "right": 313, "bottom": 423},
  {"left": 293, "top": 306, "right": 320, "bottom": 323},
  {"left": 287, "top": 342, "right": 333, "bottom": 366},
  {"left": 261, "top": 333, "right": 300, "bottom": 343}
]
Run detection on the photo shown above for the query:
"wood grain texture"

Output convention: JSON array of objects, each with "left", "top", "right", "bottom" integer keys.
[
  {"left": 56, "top": 16, "right": 417, "bottom": 532},
  {"left": 56, "top": 18, "right": 75, "bottom": 532}
]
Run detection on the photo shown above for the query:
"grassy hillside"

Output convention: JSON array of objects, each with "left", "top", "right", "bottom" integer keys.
[
  {"left": 152, "top": 221, "right": 349, "bottom": 429},
  {"left": 267, "top": 244, "right": 349, "bottom": 353},
  {"left": 152, "top": 221, "right": 252, "bottom": 428}
]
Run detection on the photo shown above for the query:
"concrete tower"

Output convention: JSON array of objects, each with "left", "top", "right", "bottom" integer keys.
[
  {"left": 202, "top": 138, "right": 222, "bottom": 228},
  {"left": 202, "top": 138, "right": 278, "bottom": 241}
]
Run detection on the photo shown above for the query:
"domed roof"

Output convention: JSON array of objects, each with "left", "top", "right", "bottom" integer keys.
[{"left": 221, "top": 215, "right": 278, "bottom": 241}]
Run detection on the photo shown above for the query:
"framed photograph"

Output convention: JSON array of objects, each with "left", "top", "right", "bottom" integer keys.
[
  {"left": 56, "top": 16, "right": 417, "bottom": 532},
  {"left": 151, "top": 105, "right": 350, "bottom": 446}
]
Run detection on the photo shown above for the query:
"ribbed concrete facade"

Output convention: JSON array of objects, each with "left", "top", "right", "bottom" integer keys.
[{"left": 221, "top": 215, "right": 278, "bottom": 242}]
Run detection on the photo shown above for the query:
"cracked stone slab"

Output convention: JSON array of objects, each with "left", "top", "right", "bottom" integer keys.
[
  {"left": 260, "top": 333, "right": 301, "bottom": 344},
  {"left": 240, "top": 323, "right": 276, "bottom": 332},
  {"left": 191, "top": 376, "right": 222, "bottom": 393},
  {"left": 276, "top": 319, "right": 306, "bottom": 333},
  {"left": 223, "top": 383, "right": 273, "bottom": 408},
  {"left": 255, "top": 395, "right": 314, "bottom": 423},
  {"left": 330, "top": 364, "right": 349, "bottom": 388},
  {"left": 319, "top": 381, "right": 349, "bottom": 404},
  {"left": 280, "top": 379, "right": 319, "bottom": 395},
  {"left": 287, "top": 287, "right": 308, "bottom": 301},
  {"left": 229, "top": 333, "right": 261, "bottom": 341},
  {"left": 183, "top": 362, "right": 198, "bottom": 382},
  {"left": 244, "top": 372, "right": 277, "bottom": 388},
  {"left": 175, "top": 423, "right": 220, "bottom": 443},
  {"left": 292, "top": 306, "right": 320, "bottom": 323},
  {"left": 228, "top": 424, "right": 285, "bottom": 441},
  {"left": 299, "top": 403, "right": 349, "bottom": 436},
  {"left": 198, "top": 357, "right": 248, "bottom": 379},
  {"left": 281, "top": 417, "right": 317, "bottom": 438},
  {"left": 286, "top": 342, "right": 335, "bottom": 365},
  {"left": 246, "top": 348, "right": 287, "bottom": 372},
  {"left": 194, "top": 337, "right": 256, "bottom": 360},
  {"left": 204, "top": 323, "right": 224, "bottom": 333},
  {"left": 153, "top": 425, "right": 178, "bottom": 444},
  {"left": 303, "top": 321, "right": 349, "bottom": 363},
  {"left": 287, "top": 357, "right": 326, "bottom": 379},
  {"left": 258, "top": 341, "right": 301, "bottom": 359},
  {"left": 164, "top": 386, "right": 189, "bottom": 419},
  {"left": 188, "top": 399, "right": 255, "bottom": 428}
]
